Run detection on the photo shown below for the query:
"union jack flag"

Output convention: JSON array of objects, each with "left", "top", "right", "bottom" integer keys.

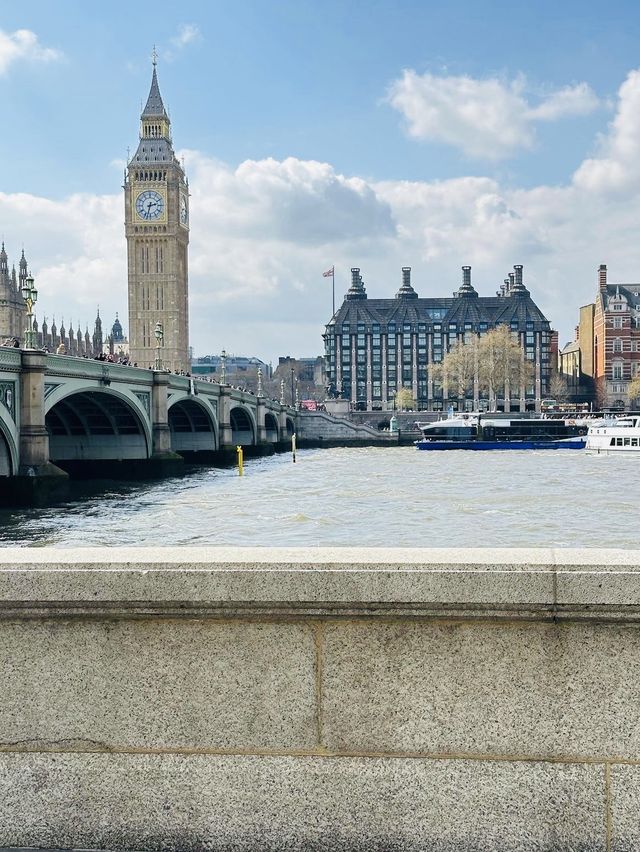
[{"left": 322, "top": 266, "right": 334, "bottom": 277}]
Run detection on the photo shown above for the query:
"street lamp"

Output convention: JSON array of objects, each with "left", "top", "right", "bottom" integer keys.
[
  {"left": 154, "top": 321, "right": 164, "bottom": 370},
  {"left": 220, "top": 349, "right": 227, "bottom": 384},
  {"left": 21, "top": 273, "right": 38, "bottom": 349},
  {"left": 280, "top": 378, "right": 285, "bottom": 405},
  {"left": 257, "top": 366, "right": 263, "bottom": 397},
  {"left": 290, "top": 366, "right": 295, "bottom": 407},
  {"left": 295, "top": 383, "right": 300, "bottom": 411}
]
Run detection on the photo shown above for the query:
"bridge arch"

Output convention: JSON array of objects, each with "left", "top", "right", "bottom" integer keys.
[
  {"left": 285, "top": 416, "right": 296, "bottom": 437},
  {"left": 45, "top": 388, "right": 151, "bottom": 462},
  {"left": 264, "top": 412, "right": 279, "bottom": 443},
  {"left": 168, "top": 397, "right": 217, "bottom": 454},
  {"left": 0, "top": 411, "right": 18, "bottom": 477},
  {"left": 230, "top": 405, "right": 256, "bottom": 446}
]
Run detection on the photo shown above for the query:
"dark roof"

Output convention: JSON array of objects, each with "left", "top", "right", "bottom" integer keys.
[
  {"left": 599, "top": 283, "right": 640, "bottom": 312},
  {"left": 328, "top": 292, "right": 549, "bottom": 328}
]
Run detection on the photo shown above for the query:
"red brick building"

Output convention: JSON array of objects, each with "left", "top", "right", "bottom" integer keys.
[{"left": 567, "top": 265, "right": 640, "bottom": 409}]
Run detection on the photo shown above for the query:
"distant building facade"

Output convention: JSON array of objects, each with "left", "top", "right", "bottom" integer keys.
[
  {"left": 104, "top": 313, "right": 130, "bottom": 358},
  {"left": 0, "top": 244, "right": 27, "bottom": 343},
  {"left": 561, "top": 265, "right": 640, "bottom": 410},
  {"left": 31, "top": 311, "right": 106, "bottom": 357},
  {"left": 191, "top": 354, "right": 270, "bottom": 385},
  {"left": 323, "top": 265, "right": 553, "bottom": 412}
]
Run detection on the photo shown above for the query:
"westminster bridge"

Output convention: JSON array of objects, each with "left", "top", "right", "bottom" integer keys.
[{"left": 0, "top": 348, "right": 298, "bottom": 502}]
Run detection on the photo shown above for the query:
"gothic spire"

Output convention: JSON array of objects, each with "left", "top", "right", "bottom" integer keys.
[
  {"left": 0, "top": 242, "right": 7, "bottom": 276},
  {"left": 141, "top": 60, "right": 168, "bottom": 119}
]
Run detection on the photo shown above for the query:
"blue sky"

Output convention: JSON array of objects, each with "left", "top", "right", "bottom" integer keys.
[{"left": 2, "top": 1, "right": 640, "bottom": 359}]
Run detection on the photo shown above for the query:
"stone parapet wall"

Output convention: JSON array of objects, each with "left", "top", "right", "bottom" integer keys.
[
  {"left": 296, "top": 410, "right": 397, "bottom": 444},
  {"left": 0, "top": 546, "right": 639, "bottom": 850}
]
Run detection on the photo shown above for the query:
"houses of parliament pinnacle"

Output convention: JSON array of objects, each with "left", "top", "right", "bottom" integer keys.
[{"left": 1, "top": 58, "right": 191, "bottom": 372}]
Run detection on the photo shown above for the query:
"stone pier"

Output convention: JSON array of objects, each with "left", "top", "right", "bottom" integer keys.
[{"left": 0, "top": 547, "right": 638, "bottom": 850}]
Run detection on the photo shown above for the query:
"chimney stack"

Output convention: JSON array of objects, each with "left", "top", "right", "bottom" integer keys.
[
  {"left": 351, "top": 267, "right": 360, "bottom": 287},
  {"left": 598, "top": 264, "right": 607, "bottom": 291},
  {"left": 462, "top": 266, "right": 471, "bottom": 288},
  {"left": 402, "top": 267, "right": 411, "bottom": 288},
  {"left": 514, "top": 264, "right": 524, "bottom": 288}
]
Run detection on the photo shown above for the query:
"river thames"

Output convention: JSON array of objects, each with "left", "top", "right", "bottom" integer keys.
[{"left": 0, "top": 446, "right": 636, "bottom": 548}]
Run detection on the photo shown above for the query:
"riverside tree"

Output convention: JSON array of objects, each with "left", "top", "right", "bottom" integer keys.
[
  {"left": 394, "top": 387, "right": 415, "bottom": 411},
  {"left": 628, "top": 376, "right": 640, "bottom": 407},
  {"left": 435, "top": 325, "right": 534, "bottom": 410},
  {"left": 431, "top": 338, "right": 477, "bottom": 402}
]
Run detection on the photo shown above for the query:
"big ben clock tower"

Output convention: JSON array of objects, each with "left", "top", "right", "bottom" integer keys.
[{"left": 125, "top": 56, "right": 189, "bottom": 371}]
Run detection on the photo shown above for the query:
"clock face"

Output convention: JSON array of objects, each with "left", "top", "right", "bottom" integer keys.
[
  {"left": 180, "top": 194, "right": 188, "bottom": 225},
  {"left": 135, "top": 190, "right": 164, "bottom": 221}
]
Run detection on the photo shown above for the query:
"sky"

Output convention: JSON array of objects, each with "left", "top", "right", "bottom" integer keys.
[{"left": 2, "top": 0, "right": 640, "bottom": 360}]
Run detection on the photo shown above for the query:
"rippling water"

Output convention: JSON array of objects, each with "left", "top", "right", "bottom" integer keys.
[{"left": 0, "top": 446, "right": 636, "bottom": 548}]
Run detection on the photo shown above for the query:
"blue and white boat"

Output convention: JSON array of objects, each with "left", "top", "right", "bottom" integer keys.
[{"left": 414, "top": 413, "right": 587, "bottom": 451}]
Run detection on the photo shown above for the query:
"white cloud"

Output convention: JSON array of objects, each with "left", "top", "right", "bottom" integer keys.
[
  {"left": 171, "top": 24, "right": 200, "bottom": 49},
  {"left": 387, "top": 70, "right": 601, "bottom": 160},
  {"left": 573, "top": 69, "right": 640, "bottom": 193},
  {"left": 4, "top": 69, "right": 640, "bottom": 359},
  {"left": 162, "top": 24, "right": 201, "bottom": 61},
  {"left": 0, "top": 28, "right": 62, "bottom": 75},
  {"left": 528, "top": 82, "right": 601, "bottom": 121}
]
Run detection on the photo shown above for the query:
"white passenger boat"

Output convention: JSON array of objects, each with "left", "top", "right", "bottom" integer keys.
[{"left": 585, "top": 416, "right": 640, "bottom": 456}]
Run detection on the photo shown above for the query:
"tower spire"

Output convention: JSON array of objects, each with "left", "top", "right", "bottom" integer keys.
[{"left": 141, "top": 58, "right": 168, "bottom": 120}]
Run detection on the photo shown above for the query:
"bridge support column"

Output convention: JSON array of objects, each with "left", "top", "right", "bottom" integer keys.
[
  {"left": 150, "top": 372, "right": 183, "bottom": 475},
  {"left": 14, "top": 351, "right": 68, "bottom": 506},
  {"left": 278, "top": 410, "right": 288, "bottom": 437},
  {"left": 218, "top": 386, "right": 233, "bottom": 449},
  {"left": 256, "top": 398, "right": 267, "bottom": 444}
]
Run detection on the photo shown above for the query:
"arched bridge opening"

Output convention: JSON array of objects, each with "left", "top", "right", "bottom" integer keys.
[
  {"left": 169, "top": 399, "right": 217, "bottom": 458},
  {"left": 285, "top": 416, "right": 295, "bottom": 437},
  {"left": 264, "top": 412, "right": 279, "bottom": 443},
  {"left": 230, "top": 406, "right": 255, "bottom": 446},
  {"left": 46, "top": 391, "right": 149, "bottom": 478},
  {"left": 0, "top": 427, "right": 13, "bottom": 477}
]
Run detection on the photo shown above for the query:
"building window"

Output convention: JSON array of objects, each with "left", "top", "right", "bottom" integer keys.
[
  {"left": 613, "top": 362, "right": 623, "bottom": 379},
  {"left": 613, "top": 303, "right": 623, "bottom": 311},
  {"left": 614, "top": 317, "right": 623, "bottom": 329},
  {"left": 614, "top": 338, "right": 622, "bottom": 352}
]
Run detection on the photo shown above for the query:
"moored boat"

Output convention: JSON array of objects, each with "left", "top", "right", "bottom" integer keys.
[
  {"left": 585, "top": 416, "right": 640, "bottom": 456},
  {"left": 415, "top": 413, "right": 588, "bottom": 451}
]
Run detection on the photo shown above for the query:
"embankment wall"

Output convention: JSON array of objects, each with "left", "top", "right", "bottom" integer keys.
[
  {"left": 0, "top": 547, "right": 638, "bottom": 851},
  {"left": 296, "top": 411, "right": 397, "bottom": 446}
]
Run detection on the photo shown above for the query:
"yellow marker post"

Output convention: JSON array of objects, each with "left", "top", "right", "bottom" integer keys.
[
  {"left": 236, "top": 445, "right": 244, "bottom": 476},
  {"left": 292, "top": 432, "right": 297, "bottom": 463}
]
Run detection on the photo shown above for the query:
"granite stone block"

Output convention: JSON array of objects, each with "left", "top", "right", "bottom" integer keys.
[
  {"left": 0, "top": 619, "right": 316, "bottom": 751},
  {"left": 322, "top": 620, "right": 640, "bottom": 760},
  {"left": 609, "top": 764, "right": 640, "bottom": 852},
  {"left": 0, "top": 753, "right": 606, "bottom": 851}
]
